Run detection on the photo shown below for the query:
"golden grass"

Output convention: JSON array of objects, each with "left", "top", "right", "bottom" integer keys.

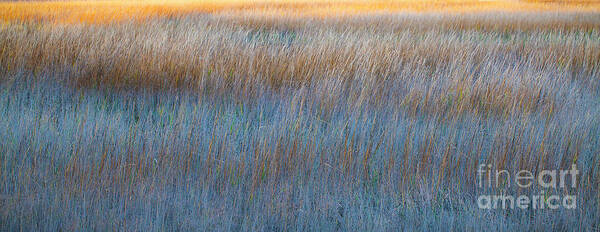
[
  {"left": 0, "top": 0, "right": 598, "bottom": 23},
  {"left": 2, "top": 12, "right": 598, "bottom": 119}
]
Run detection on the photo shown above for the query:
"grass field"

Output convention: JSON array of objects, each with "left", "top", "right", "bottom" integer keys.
[{"left": 1, "top": 0, "right": 600, "bottom": 231}]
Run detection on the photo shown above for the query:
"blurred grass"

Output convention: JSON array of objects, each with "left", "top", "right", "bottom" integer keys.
[
  {"left": 0, "top": 0, "right": 599, "bottom": 23},
  {"left": 0, "top": 1, "right": 600, "bottom": 231}
]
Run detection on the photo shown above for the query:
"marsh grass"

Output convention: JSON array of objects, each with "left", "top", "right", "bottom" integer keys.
[{"left": 0, "top": 2, "right": 600, "bottom": 231}]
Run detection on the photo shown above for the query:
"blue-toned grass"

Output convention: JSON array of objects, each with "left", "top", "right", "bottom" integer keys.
[{"left": 1, "top": 12, "right": 599, "bottom": 231}]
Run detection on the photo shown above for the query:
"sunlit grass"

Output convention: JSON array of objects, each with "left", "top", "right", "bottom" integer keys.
[{"left": 0, "top": 0, "right": 598, "bottom": 23}]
